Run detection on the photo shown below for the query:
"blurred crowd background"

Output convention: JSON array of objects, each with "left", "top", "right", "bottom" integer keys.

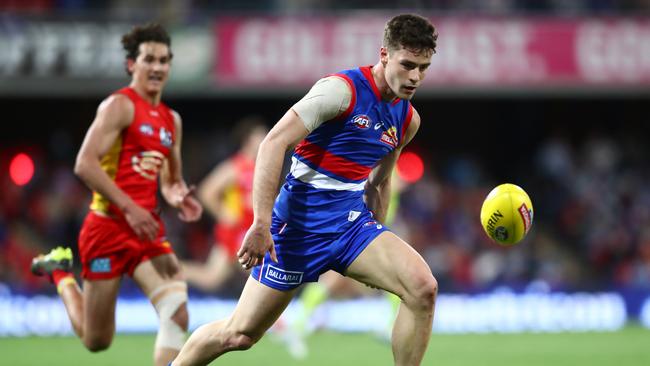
[
  {"left": 1, "top": 1, "right": 649, "bottom": 302},
  {"left": 2, "top": 98, "right": 649, "bottom": 297},
  {"left": 3, "top": 0, "right": 650, "bottom": 16}
]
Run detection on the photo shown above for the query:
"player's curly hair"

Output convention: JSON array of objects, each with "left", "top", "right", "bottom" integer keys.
[
  {"left": 121, "top": 23, "right": 172, "bottom": 74},
  {"left": 383, "top": 14, "right": 437, "bottom": 54}
]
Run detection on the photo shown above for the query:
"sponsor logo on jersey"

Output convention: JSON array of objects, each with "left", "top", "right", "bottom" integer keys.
[
  {"left": 132, "top": 150, "right": 165, "bottom": 180},
  {"left": 518, "top": 203, "right": 532, "bottom": 233},
  {"left": 149, "top": 110, "right": 159, "bottom": 117},
  {"left": 380, "top": 126, "right": 398, "bottom": 148},
  {"left": 90, "top": 258, "right": 111, "bottom": 273},
  {"left": 159, "top": 127, "right": 173, "bottom": 147},
  {"left": 139, "top": 123, "right": 154, "bottom": 136},
  {"left": 264, "top": 265, "right": 303, "bottom": 285},
  {"left": 374, "top": 121, "right": 384, "bottom": 130},
  {"left": 351, "top": 114, "right": 371, "bottom": 129}
]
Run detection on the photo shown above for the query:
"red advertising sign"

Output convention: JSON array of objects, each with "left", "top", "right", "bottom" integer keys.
[{"left": 214, "top": 17, "right": 650, "bottom": 87}]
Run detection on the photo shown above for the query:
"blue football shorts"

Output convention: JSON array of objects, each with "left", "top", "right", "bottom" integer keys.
[{"left": 250, "top": 209, "right": 389, "bottom": 291}]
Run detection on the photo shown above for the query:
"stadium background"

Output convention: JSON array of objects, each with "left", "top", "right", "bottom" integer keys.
[{"left": 1, "top": 1, "right": 650, "bottom": 365}]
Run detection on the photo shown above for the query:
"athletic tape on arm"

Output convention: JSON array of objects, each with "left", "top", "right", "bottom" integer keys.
[{"left": 291, "top": 76, "right": 352, "bottom": 132}]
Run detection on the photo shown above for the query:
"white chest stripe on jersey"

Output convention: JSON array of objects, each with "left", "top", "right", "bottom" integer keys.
[{"left": 290, "top": 157, "right": 366, "bottom": 191}]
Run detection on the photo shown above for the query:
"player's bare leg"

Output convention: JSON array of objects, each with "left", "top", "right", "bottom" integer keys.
[
  {"left": 345, "top": 231, "right": 437, "bottom": 366},
  {"left": 32, "top": 247, "right": 121, "bottom": 351},
  {"left": 50, "top": 278, "right": 122, "bottom": 350},
  {"left": 78, "top": 278, "right": 122, "bottom": 350},
  {"left": 57, "top": 278, "right": 122, "bottom": 351},
  {"left": 322, "top": 270, "right": 375, "bottom": 297},
  {"left": 182, "top": 246, "right": 237, "bottom": 292},
  {"left": 172, "top": 277, "right": 297, "bottom": 366},
  {"left": 57, "top": 279, "right": 84, "bottom": 336},
  {"left": 134, "top": 253, "right": 189, "bottom": 366}
]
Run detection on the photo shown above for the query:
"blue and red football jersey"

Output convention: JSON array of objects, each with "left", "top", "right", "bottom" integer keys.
[{"left": 273, "top": 66, "right": 414, "bottom": 233}]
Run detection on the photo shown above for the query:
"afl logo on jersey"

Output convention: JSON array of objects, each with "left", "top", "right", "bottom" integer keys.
[
  {"left": 139, "top": 123, "right": 154, "bottom": 136},
  {"left": 351, "top": 114, "right": 372, "bottom": 129}
]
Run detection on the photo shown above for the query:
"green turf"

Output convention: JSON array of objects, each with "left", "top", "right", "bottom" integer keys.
[{"left": 1, "top": 327, "right": 649, "bottom": 365}]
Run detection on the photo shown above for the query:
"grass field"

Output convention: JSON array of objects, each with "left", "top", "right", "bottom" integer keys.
[{"left": 2, "top": 327, "right": 649, "bottom": 365}]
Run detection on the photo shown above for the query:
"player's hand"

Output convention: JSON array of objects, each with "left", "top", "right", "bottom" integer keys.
[
  {"left": 237, "top": 223, "right": 278, "bottom": 270},
  {"left": 166, "top": 183, "right": 203, "bottom": 222},
  {"left": 123, "top": 201, "right": 159, "bottom": 242},
  {"left": 177, "top": 186, "right": 203, "bottom": 222}
]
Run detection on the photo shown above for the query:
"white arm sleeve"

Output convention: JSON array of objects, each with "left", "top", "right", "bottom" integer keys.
[{"left": 291, "top": 76, "right": 352, "bottom": 132}]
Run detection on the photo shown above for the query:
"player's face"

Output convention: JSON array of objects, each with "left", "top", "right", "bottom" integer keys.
[
  {"left": 128, "top": 42, "right": 171, "bottom": 95},
  {"left": 382, "top": 46, "right": 432, "bottom": 100}
]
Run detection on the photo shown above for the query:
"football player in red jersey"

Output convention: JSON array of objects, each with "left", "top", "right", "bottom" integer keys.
[
  {"left": 182, "top": 117, "right": 267, "bottom": 292},
  {"left": 31, "top": 23, "right": 202, "bottom": 366}
]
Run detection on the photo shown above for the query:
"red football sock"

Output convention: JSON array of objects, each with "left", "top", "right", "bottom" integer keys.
[{"left": 51, "top": 269, "right": 73, "bottom": 286}]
